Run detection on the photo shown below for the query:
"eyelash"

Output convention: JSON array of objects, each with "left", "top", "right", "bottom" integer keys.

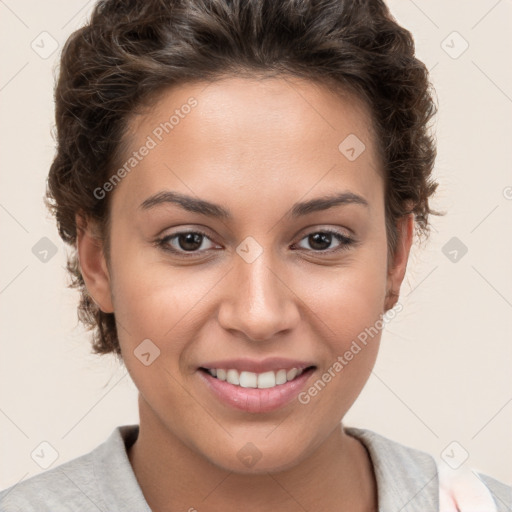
[{"left": 154, "top": 228, "right": 356, "bottom": 258}]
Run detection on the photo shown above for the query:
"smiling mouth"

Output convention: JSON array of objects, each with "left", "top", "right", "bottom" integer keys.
[{"left": 199, "top": 366, "right": 316, "bottom": 389}]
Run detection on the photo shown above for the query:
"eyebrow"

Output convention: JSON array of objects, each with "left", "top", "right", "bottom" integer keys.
[{"left": 139, "top": 190, "right": 368, "bottom": 219}]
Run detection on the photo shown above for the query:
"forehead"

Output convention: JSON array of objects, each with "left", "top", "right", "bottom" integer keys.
[{"left": 112, "top": 76, "right": 383, "bottom": 215}]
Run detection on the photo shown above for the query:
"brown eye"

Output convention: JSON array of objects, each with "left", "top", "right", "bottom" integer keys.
[
  {"left": 307, "top": 232, "right": 333, "bottom": 251},
  {"left": 177, "top": 232, "right": 204, "bottom": 251},
  {"left": 296, "top": 230, "right": 355, "bottom": 253},
  {"left": 157, "top": 230, "right": 217, "bottom": 255}
]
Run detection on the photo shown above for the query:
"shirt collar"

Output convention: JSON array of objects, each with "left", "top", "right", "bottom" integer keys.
[
  {"left": 93, "top": 424, "right": 151, "bottom": 511},
  {"left": 346, "top": 427, "right": 439, "bottom": 511}
]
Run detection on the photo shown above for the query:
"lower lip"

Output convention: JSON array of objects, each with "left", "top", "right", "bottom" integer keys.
[{"left": 198, "top": 368, "right": 315, "bottom": 413}]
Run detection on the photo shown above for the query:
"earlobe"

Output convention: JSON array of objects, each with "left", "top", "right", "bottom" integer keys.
[
  {"left": 76, "top": 214, "right": 114, "bottom": 314},
  {"left": 384, "top": 213, "right": 414, "bottom": 311}
]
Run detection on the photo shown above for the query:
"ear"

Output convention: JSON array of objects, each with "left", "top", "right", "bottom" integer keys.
[
  {"left": 76, "top": 214, "right": 114, "bottom": 313},
  {"left": 384, "top": 212, "right": 414, "bottom": 311}
]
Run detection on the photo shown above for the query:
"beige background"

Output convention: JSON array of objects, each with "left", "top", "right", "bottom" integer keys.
[{"left": 1, "top": 0, "right": 511, "bottom": 490}]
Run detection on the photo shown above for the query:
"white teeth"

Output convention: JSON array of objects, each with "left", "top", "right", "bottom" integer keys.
[
  {"left": 206, "top": 367, "right": 308, "bottom": 389},
  {"left": 286, "top": 368, "right": 298, "bottom": 381},
  {"left": 239, "top": 371, "right": 258, "bottom": 388},
  {"left": 275, "top": 369, "right": 287, "bottom": 385},
  {"left": 257, "top": 371, "right": 276, "bottom": 389},
  {"left": 226, "top": 369, "right": 240, "bottom": 385}
]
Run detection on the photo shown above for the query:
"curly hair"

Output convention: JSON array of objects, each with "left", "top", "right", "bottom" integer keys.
[{"left": 45, "top": 0, "right": 442, "bottom": 357}]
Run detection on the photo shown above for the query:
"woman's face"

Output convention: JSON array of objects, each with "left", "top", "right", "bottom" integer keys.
[{"left": 82, "top": 76, "right": 412, "bottom": 473}]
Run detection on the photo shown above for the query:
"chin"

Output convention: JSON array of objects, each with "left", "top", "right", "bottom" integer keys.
[
  {"left": 211, "top": 449, "right": 305, "bottom": 475},
  {"left": 196, "top": 433, "right": 318, "bottom": 475}
]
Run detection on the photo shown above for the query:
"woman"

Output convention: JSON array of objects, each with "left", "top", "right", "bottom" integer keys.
[{"left": 1, "top": 0, "right": 510, "bottom": 510}]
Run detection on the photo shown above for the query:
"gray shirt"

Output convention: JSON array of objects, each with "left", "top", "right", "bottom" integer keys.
[{"left": 1, "top": 424, "right": 510, "bottom": 511}]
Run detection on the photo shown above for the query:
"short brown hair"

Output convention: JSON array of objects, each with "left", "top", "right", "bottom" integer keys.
[{"left": 46, "top": 0, "right": 442, "bottom": 357}]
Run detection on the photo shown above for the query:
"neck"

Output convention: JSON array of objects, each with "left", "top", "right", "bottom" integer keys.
[{"left": 128, "top": 397, "right": 377, "bottom": 511}]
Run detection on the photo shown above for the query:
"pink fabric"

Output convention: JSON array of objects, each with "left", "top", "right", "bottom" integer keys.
[{"left": 437, "top": 462, "right": 498, "bottom": 511}]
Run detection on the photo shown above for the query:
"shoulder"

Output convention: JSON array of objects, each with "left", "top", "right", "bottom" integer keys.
[
  {"left": 0, "top": 424, "right": 147, "bottom": 512},
  {"left": 0, "top": 448, "right": 102, "bottom": 512},
  {"left": 345, "top": 426, "right": 512, "bottom": 512}
]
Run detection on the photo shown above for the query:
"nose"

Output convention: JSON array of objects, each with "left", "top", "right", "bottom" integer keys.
[{"left": 217, "top": 251, "right": 301, "bottom": 342}]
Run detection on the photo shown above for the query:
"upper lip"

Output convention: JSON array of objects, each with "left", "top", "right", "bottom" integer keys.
[{"left": 199, "top": 357, "right": 316, "bottom": 373}]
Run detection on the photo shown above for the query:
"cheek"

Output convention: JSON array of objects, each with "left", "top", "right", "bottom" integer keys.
[
  {"left": 294, "top": 246, "right": 388, "bottom": 398},
  {"left": 299, "top": 251, "right": 388, "bottom": 344},
  {"left": 108, "top": 230, "right": 176, "bottom": 339},
  {"left": 108, "top": 235, "right": 227, "bottom": 365},
  {"left": 293, "top": 278, "right": 385, "bottom": 418},
  {"left": 112, "top": 263, "right": 208, "bottom": 339}
]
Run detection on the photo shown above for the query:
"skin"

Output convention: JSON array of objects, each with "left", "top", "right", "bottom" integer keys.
[{"left": 77, "top": 76, "right": 414, "bottom": 511}]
